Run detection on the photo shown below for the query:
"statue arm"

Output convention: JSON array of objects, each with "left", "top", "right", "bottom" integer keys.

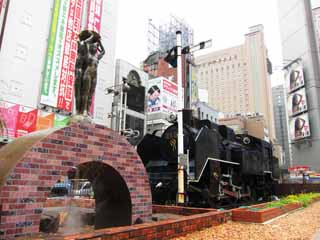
[{"left": 97, "top": 40, "right": 105, "bottom": 60}]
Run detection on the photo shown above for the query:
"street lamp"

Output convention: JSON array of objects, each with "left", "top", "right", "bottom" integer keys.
[{"left": 105, "top": 81, "right": 130, "bottom": 133}]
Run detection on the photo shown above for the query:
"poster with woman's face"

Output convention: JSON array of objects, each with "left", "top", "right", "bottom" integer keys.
[
  {"left": 287, "top": 88, "right": 308, "bottom": 116},
  {"left": 289, "top": 113, "right": 310, "bottom": 141},
  {"left": 286, "top": 65, "right": 305, "bottom": 93}
]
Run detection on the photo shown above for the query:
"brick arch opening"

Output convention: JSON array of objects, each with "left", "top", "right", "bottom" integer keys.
[
  {"left": 76, "top": 161, "right": 132, "bottom": 228},
  {"left": 0, "top": 122, "right": 152, "bottom": 239}
]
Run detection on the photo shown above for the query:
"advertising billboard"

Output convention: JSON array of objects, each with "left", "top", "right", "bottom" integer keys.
[
  {"left": 36, "top": 111, "right": 55, "bottom": 130},
  {"left": 85, "top": 0, "right": 103, "bottom": 115},
  {"left": 287, "top": 88, "right": 308, "bottom": 116},
  {"left": 86, "top": 0, "right": 102, "bottom": 33},
  {"left": 162, "top": 79, "right": 178, "bottom": 114},
  {"left": 146, "top": 77, "right": 178, "bottom": 116},
  {"left": 41, "top": 0, "right": 83, "bottom": 112},
  {"left": 147, "top": 77, "right": 162, "bottom": 114},
  {"left": 16, "top": 106, "right": 38, "bottom": 137},
  {"left": 289, "top": 113, "right": 311, "bottom": 141},
  {"left": 286, "top": 64, "right": 305, "bottom": 93},
  {"left": 0, "top": 100, "right": 19, "bottom": 139},
  {"left": 190, "top": 66, "right": 198, "bottom": 106}
]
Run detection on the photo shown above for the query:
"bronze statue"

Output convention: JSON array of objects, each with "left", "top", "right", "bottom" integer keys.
[{"left": 74, "top": 30, "right": 105, "bottom": 117}]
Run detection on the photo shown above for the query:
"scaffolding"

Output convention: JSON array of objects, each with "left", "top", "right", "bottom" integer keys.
[
  {"left": 147, "top": 19, "right": 159, "bottom": 54},
  {"left": 147, "top": 15, "right": 194, "bottom": 54}
]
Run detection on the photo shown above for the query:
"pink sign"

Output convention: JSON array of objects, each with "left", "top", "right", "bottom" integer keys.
[
  {"left": 16, "top": 106, "right": 38, "bottom": 137},
  {"left": 0, "top": 0, "right": 3, "bottom": 16},
  {"left": 86, "top": 0, "right": 103, "bottom": 116},
  {"left": 0, "top": 101, "right": 19, "bottom": 139},
  {"left": 163, "top": 79, "right": 178, "bottom": 96},
  {"left": 57, "top": 0, "right": 84, "bottom": 111},
  {"left": 86, "top": 0, "right": 102, "bottom": 33}
]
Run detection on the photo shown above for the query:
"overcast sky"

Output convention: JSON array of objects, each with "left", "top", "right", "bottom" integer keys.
[{"left": 114, "top": 0, "right": 309, "bottom": 86}]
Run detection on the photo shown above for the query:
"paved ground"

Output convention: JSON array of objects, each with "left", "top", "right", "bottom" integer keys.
[{"left": 175, "top": 201, "right": 320, "bottom": 240}]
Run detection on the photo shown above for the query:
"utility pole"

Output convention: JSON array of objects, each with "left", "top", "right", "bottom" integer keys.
[
  {"left": 165, "top": 32, "right": 212, "bottom": 205},
  {"left": 176, "top": 31, "right": 185, "bottom": 205}
]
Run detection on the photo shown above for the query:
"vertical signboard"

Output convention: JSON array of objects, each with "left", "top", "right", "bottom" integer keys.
[
  {"left": 0, "top": 100, "right": 19, "bottom": 139},
  {"left": 190, "top": 66, "right": 198, "bottom": 105},
  {"left": 162, "top": 79, "right": 178, "bottom": 114},
  {"left": 86, "top": 0, "right": 102, "bottom": 33},
  {"left": 57, "top": 0, "right": 84, "bottom": 111},
  {"left": 16, "top": 106, "right": 38, "bottom": 137},
  {"left": 146, "top": 77, "right": 163, "bottom": 114},
  {"left": 85, "top": 0, "right": 103, "bottom": 115},
  {"left": 285, "top": 62, "right": 310, "bottom": 141},
  {"left": 41, "top": 0, "right": 83, "bottom": 112}
]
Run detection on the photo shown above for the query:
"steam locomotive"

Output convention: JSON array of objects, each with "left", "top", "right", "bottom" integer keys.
[{"left": 137, "top": 112, "right": 280, "bottom": 207}]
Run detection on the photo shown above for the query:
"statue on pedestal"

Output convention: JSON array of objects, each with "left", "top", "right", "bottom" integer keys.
[{"left": 74, "top": 30, "right": 105, "bottom": 119}]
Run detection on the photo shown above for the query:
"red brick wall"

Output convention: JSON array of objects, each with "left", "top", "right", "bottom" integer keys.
[
  {"left": 152, "top": 205, "right": 216, "bottom": 216},
  {"left": 59, "top": 210, "right": 231, "bottom": 240},
  {"left": 44, "top": 198, "right": 95, "bottom": 209},
  {"left": 143, "top": 57, "right": 187, "bottom": 87},
  {"left": 0, "top": 122, "right": 152, "bottom": 239}
]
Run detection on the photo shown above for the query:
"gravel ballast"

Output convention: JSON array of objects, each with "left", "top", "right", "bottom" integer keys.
[{"left": 175, "top": 201, "right": 320, "bottom": 240}]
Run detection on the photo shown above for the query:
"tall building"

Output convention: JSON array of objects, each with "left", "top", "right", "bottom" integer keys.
[
  {"left": 0, "top": 0, "right": 118, "bottom": 143},
  {"left": 272, "top": 84, "right": 291, "bottom": 168},
  {"left": 278, "top": 0, "right": 320, "bottom": 169},
  {"left": 195, "top": 25, "right": 275, "bottom": 140}
]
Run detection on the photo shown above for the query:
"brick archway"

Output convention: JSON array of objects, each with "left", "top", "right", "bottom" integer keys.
[{"left": 0, "top": 122, "right": 152, "bottom": 239}]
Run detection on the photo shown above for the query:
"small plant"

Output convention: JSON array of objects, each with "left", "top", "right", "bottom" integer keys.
[{"left": 266, "top": 193, "right": 320, "bottom": 208}]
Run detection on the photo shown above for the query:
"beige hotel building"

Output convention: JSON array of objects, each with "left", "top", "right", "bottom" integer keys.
[{"left": 195, "top": 25, "right": 275, "bottom": 140}]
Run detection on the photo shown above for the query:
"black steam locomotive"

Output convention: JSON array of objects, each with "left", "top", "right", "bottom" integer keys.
[{"left": 137, "top": 112, "right": 280, "bottom": 207}]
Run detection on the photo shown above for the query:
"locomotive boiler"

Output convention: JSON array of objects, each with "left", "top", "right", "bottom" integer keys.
[{"left": 137, "top": 113, "right": 280, "bottom": 207}]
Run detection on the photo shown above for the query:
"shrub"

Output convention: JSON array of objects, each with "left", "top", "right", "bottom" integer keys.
[{"left": 267, "top": 193, "right": 320, "bottom": 208}]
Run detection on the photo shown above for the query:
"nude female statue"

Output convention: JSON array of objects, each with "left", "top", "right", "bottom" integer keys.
[{"left": 74, "top": 30, "right": 105, "bottom": 117}]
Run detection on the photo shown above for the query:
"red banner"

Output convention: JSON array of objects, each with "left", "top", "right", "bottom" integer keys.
[
  {"left": 57, "top": 0, "right": 83, "bottom": 111},
  {"left": 0, "top": 101, "right": 19, "bottom": 139},
  {"left": 87, "top": 0, "right": 103, "bottom": 116},
  {"left": 163, "top": 79, "right": 178, "bottom": 96},
  {"left": 16, "top": 106, "right": 38, "bottom": 137},
  {"left": 86, "top": 0, "right": 102, "bottom": 33},
  {"left": 288, "top": 166, "right": 310, "bottom": 172}
]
